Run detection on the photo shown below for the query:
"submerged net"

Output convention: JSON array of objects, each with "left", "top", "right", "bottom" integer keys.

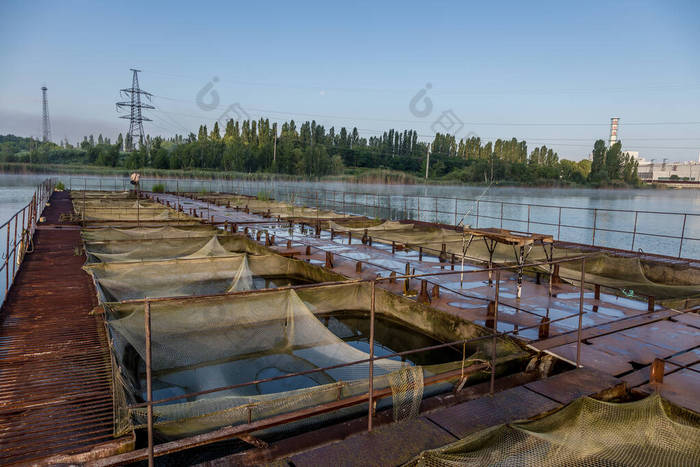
[
  {"left": 85, "top": 235, "right": 270, "bottom": 263},
  {"left": 405, "top": 393, "right": 700, "bottom": 467},
  {"left": 84, "top": 253, "right": 347, "bottom": 301},
  {"left": 82, "top": 225, "right": 218, "bottom": 242},
  {"left": 106, "top": 282, "right": 523, "bottom": 438}
]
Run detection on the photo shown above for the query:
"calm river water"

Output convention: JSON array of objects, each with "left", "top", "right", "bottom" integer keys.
[{"left": 1, "top": 173, "right": 698, "bottom": 286}]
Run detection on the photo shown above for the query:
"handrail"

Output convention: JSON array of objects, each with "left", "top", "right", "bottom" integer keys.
[
  {"left": 1, "top": 178, "right": 55, "bottom": 309},
  {"left": 64, "top": 176, "right": 700, "bottom": 259}
]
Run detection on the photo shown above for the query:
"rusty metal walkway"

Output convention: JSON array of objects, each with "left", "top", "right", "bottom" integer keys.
[{"left": 0, "top": 191, "right": 127, "bottom": 465}]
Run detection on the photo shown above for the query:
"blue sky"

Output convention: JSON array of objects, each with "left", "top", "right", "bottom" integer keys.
[{"left": 1, "top": 0, "right": 699, "bottom": 161}]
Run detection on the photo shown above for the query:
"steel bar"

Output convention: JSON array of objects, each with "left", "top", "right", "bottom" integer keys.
[
  {"left": 145, "top": 300, "right": 154, "bottom": 467},
  {"left": 576, "top": 258, "right": 586, "bottom": 367},
  {"left": 368, "top": 280, "right": 376, "bottom": 431},
  {"left": 490, "top": 271, "right": 500, "bottom": 395}
]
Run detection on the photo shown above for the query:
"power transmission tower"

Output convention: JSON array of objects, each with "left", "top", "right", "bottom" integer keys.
[
  {"left": 41, "top": 86, "right": 51, "bottom": 142},
  {"left": 116, "top": 69, "right": 154, "bottom": 151}
]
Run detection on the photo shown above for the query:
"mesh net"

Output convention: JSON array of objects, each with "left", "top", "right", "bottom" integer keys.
[
  {"left": 329, "top": 220, "right": 700, "bottom": 300},
  {"left": 105, "top": 282, "right": 523, "bottom": 438},
  {"left": 82, "top": 225, "right": 219, "bottom": 242},
  {"left": 405, "top": 393, "right": 700, "bottom": 467},
  {"left": 84, "top": 253, "right": 347, "bottom": 301},
  {"left": 389, "top": 366, "right": 424, "bottom": 422},
  {"left": 85, "top": 235, "right": 270, "bottom": 263}
]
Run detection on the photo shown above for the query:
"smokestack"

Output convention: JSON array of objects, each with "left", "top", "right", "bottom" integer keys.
[{"left": 609, "top": 117, "right": 619, "bottom": 147}]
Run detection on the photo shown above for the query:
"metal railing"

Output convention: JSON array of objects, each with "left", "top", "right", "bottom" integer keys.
[
  {"left": 0, "top": 178, "right": 55, "bottom": 309},
  {"left": 97, "top": 253, "right": 597, "bottom": 466},
  {"left": 64, "top": 176, "right": 700, "bottom": 259}
]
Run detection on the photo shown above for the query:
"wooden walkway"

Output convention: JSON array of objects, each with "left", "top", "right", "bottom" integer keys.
[{"left": 0, "top": 191, "right": 131, "bottom": 465}]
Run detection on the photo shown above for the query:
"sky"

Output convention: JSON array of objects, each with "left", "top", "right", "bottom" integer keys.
[{"left": 1, "top": 0, "right": 699, "bottom": 161}]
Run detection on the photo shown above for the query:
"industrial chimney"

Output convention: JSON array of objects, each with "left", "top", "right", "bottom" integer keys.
[{"left": 609, "top": 117, "right": 619, "bottom": 147}]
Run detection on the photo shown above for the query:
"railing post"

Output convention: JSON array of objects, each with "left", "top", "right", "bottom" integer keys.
[
  {"left": 490, "top": 271, "right": 500, "bottom": 396},
  {"left": 368, "top": 280, "right": 376, "bottom": 431},
  {"left": 500, "top": 202, "right": 504, "bottom": 229},
  {"left": 454, "top": 198, "right": 458, "bottom": 226},
  {"left": 12, "top": 216, "right": 18, "bottom": 280},
  {"left": 417, "top": 197, "right": 420, "bottom": 221},
  {"left": 527, "top": 205, "right": 531, "bottom": 233},
  {"left": 631, "top": 211, "right": 639, "bottom": 251},
  {"left": 576, "top": 258, "right": 586, "bottom": 368},
  {"left": 476, "top": 200, "right": 480, "bottom": 228},
  {"left": 678, "top": 214, "right": 687, "bottom": 258},
  {"left": 144, "top": 300, "right": 154, "bottom": 466},
  {"left": 557, "top": 207, "right": 562, "bottom": 240},
  {"left": 592, "top": 209, "right": 598, "bottom": 246},
  {"left": 435, "top": 197, "right": 438, "bottom": 224}
]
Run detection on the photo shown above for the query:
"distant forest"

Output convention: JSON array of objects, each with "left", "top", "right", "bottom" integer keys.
[{"left": 0, "top": 118, "right": 640, "bottom": 186}]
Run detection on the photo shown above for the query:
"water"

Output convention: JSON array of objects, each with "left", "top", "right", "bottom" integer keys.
[{"left": 1, "top": 173, "right": 699, "bottom": 261}]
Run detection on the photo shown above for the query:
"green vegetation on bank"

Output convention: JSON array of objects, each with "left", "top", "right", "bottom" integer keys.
[{"left": 1, "top": 119, "right": 640, "bottom": 187}]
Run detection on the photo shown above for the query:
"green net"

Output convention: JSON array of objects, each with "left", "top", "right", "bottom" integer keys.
[
  {"left": 329, "top": 220, "right": 700, "bottom": 300},
  {"left": 405, "top": 393, "right": 700, "bottom": 467},
  {"left": 82, "top": 225, "right": 219, "bottom": 242},
  {"left": 84, "top": 234, "right": 270, "bottom": 263},
  {"left": 84, "top": 252, "right": 347, "bottom": 301},
  {"left": 105, "top": 282, "right": 524, "bottom": 438}
]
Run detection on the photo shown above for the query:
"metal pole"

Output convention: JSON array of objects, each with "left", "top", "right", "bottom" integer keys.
[
  {"left": 678, "top": 214, "right": 687, "bottom": 258},
  {"left": 145, "top": 300, "right": 154, "bottom": 467},
  {"left": 454, "top": 198, "right": 458, "bottom": 226},
  {"left": 490, "top": 271, "right": 500, "bottom": 396},
  {"left": 592, "top": 209, "right": 598, "bottom": 245},
  {"left": 557, "top": 207, "right": 562, "bottom": 240},
  {"left": 576, "top": 258, "right": 586, "bottom": 367},
  {"left": 500, "top": 202, "right": 504, "bottom": 229},
  {"left": 367, "top": 280, "right": 376, "bottom": 431},
  {"left": 476, "top": 200, "right": 480, "bottom": 228},
  {"left": 631, "top": 211, "right": 639, "bottom": 251}
]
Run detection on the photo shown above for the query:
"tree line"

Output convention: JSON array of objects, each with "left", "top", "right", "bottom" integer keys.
[{"left": 0, "top": 119, "right": 639, "bottom": 186}]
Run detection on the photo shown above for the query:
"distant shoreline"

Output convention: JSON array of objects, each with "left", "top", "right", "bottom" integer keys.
[{"left": 1, "top": 162, "right": 690, "bottom": 190}]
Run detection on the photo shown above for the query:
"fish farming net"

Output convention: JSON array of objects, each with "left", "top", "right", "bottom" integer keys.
[
  {"left": 389, "top": 366, "right": 424, "bottom": 422},
  {"left": 329, "top": 220, "right": 700, "bottom": 300},
  {"left": 553, "top": 254, "right": 700, "bottom": 300},
  {"left": 405, "top": 393, "right": 700, "bottom": 467},
  {"left": 105, "top": 283, "right": 523, "bottom": 438},
  {"left": 84, "top": 235, "right": 270, "bottom": 263},
  {"left": 84, "top": 252, "right": 347, "bottom": 301},
  {"left": 203, "top": 195, "right": 347, "bottom": 220},
  {"left": 81, "top": 225, "right": 219, "bottom": 242}
]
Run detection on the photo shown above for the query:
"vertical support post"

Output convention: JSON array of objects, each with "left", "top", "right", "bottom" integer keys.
[
  {"left": 527, "top": 205, "right": 531, "bottom": 232},
  {"left": 678, "top": 214, "right": 687, "bottom": 258},
  {"left": 417, "top": 197, "right": 420, "bottom": 221},
  {"left": 368, "top": 280, "right": 376, "bottom": 432},
  {"left": 576, "top": 258, "right": 586, "bottom": 368},
  {"left": 476, "top": 200, "right": 480, "bottom": 228},
  {"left": 500, "top": 202, "right": 504, "bottom": 229},
  {"left": 5, "top": 220, "right": 9, "bottom": 295},
  {"left": 435, "top": 197, "right": 438, "bottom": 224},
  {"left": 490, "top": 271, "right": 500, "bottom": 396},
  {"left": 631, "top": 211, "right": 639, "bottom": 251},
  {"left": 557, "top": 207, "right": 562, "bottom": 240},
  {"left": 12, "top": 216, "right": 18, "bottom": 279},
  {"left": 592, "top": 209, "right": 598, "bottom": 246},
  {"left": 144, "top": 300, "right": 154, "bottom": 467},
  {"left": 454, "top": 198, "right": 458, "bottom": 226}
]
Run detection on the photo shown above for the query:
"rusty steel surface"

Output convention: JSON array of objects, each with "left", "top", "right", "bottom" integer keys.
[{"left": 0, "top": 191, "right": 117, "bottom": 465}]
